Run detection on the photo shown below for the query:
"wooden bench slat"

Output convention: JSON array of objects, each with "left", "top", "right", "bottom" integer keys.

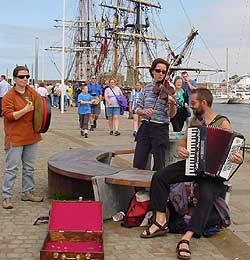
[{"left": 105, "top": 169, "right": 154, "bottom": 188}]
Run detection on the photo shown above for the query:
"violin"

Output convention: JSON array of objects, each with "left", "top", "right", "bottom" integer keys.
[{"left": 152, "top": 79, "right": 178, "bottom": 104}]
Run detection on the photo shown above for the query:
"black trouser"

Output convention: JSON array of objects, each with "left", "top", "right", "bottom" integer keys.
[
  {"left": 103, "top": 100, "right": 108, "bottom": 120},
  {"left": 133, "top": 121, "right": 169, "bottom": 171},
  {"left": 150, "top": 160, "right": 227, "bottom": 236},
  {"left": 79, "top": 114, "right": 90, "bottom": 130}
]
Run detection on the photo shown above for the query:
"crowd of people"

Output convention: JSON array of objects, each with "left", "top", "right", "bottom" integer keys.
[
  {"left": 0, "top": 61, "right": 244, "bottom": 260},
  {"left": 0, "top": 63, "right": 199, "bottom": 139}
]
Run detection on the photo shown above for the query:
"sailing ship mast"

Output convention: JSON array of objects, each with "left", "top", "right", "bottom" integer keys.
[
  {"left": 134, "top": 0, "right": 161, "bottom": 81},
  {"left": 168, "top": 28, "right": 199, "bottom": 67},
  {"left": 45, "top": 1, "right": 223, "bottom": 83},
  {"left": 113, "top": 0, "right": 120, "bottom": 79},
  {"left": 100, "top": 0, "right": 168, "bottom": 83},
  {"left": 138, "top": 28, "right": 225, "bottom": 76},
  {"left": 46, "top": 0, "right": 99, "bottom": 81}
]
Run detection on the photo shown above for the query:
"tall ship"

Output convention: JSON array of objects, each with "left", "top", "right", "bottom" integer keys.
[{"left": 46, "top": 0, "right": 223, "bottom": 85}]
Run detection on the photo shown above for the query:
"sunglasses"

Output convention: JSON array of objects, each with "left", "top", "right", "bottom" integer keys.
[
  {"left": 16, "top": 75, "right": 30, "bottom": 79},
  {"left": 154, "top": 69, "right": 167, "bottom": 74}
]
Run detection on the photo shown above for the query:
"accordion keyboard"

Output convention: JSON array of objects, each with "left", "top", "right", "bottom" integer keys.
[{"left": 186, "top": 127, "right": 200, "bottom": 176}]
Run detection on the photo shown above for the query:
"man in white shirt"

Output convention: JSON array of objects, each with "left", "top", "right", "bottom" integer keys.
[
  {"left": 36, "top": 82, "right": 48, "bottom": 97},
  {"left": 0, "top": 75, "right": 11, "bottom": 117}
]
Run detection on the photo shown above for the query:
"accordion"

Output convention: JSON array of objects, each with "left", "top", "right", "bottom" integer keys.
[{"left": 185, "top": 126, "right": 245, "bottom": 180}]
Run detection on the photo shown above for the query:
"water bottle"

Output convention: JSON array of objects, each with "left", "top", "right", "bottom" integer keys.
[{"left": 78, "top": 196, "right": 83, "bottom": 201}]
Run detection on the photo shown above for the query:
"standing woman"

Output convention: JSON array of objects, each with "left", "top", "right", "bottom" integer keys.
[
  {"left": 133, "top": 58, "right": 177, "bottom": 171},
  {"left": 170, "top": 76, "right": 190, "bottom": 132},
  {"left": 104, "top": 78, "right": 124, "bottom": 136},
  {"left": 129, "top": 82, "right": 143, "bottom": 137}
]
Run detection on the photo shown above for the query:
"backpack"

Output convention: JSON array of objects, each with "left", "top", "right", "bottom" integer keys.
[
  {"left": 121, "top": 191, "right": 150, "bottom": 228},
  {"left": 169, "top": 183, "right": 188, "bottom": 216},
  {"left": 168, "top": 182, "right": 230, "bottom": 236}
]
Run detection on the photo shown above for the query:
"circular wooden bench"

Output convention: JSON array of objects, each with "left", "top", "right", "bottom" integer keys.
[
  {"left": 48, "top": 134, "right": 182, "bottom": 199},
  {"left": 48, "top": 146, "right": 135, "bottom": 198}
]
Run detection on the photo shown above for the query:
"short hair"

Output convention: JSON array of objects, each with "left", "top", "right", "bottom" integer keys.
[
  {"left": 39, "top": 82, "right": 45, "bottom": 88},
  {"left": 109, "top": 78, "right": 117, "bottom": 83},
  {"left": 191, "top": 87, "right": 213, "bottom": 107},
  {"left": 80, "top": 83, "right": 88, "bottom": 89},
  {"left": 181, "top": 71, "right": 188, "bottom": 76},
  {"left": 13, "top": 66, "right": 29, "bottom": 77},
  {"left": 173, "top": 76, "right": 183, "bottom": 85},
  {"left": 149, "top": 58, "right": 170, "bottom": 78},
  {"left": 1, "top": 75, "right": 6, "bottom": 79}
]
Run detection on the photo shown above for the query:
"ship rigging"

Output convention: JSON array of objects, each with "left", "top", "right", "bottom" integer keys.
[{"left": 45, "top": 0, "right": 224, "bottom": 84}]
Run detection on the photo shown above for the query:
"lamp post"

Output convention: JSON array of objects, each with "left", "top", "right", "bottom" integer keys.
[{"left": 60, "top": 0, "right": 66, "bottom": 113}]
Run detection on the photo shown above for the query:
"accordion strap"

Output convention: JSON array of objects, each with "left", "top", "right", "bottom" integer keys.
[{"left": 209, "top": 114, "right": 230, "bottom": 126}]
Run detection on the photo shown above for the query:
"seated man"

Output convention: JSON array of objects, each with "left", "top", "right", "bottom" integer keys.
[{"left": 140, "top": 87, "right": 243, "bottom": 260}]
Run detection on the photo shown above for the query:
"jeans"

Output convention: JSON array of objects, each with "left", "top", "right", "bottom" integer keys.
[{"left": 2, "top": 143, "right": 38, "bottom": 198}]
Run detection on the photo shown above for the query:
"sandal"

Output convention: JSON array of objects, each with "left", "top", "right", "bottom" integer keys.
[
  {"left": 140, "top": 218, "right": 169, "bottom": 239},
  {"left": 176, "top": 240, "right": 191, "bottom": 260}
]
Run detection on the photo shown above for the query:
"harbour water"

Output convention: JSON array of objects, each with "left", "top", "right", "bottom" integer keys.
[{"left": 213, "top": 104, "right": 250, "bottom": 141}]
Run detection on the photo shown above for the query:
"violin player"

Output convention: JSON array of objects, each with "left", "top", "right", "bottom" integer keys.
[{"left": 133, "top": 58, "right": 177, "bottom": 171}]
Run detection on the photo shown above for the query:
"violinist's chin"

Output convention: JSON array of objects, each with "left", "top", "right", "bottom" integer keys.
[{"left": 155, "top": 79, "right": 165, "bottom": 84}]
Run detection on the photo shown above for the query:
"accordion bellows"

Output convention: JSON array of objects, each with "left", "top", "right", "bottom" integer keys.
[{"left": 186, "top": 126, "right": 245, "bottom": 180}]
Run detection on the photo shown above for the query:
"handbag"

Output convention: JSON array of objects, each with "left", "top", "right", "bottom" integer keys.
[{"left": 109, "top": 87, "right": 128, "bottom": 115}]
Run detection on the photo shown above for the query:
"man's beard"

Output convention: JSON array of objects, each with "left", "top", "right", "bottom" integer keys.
[{"left": 193, "top": 106, "right": 205, "bottom": 118}]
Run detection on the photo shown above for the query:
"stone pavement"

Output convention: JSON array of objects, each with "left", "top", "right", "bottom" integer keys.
[{"left": 0, "top": 107, "right": 250, "bottom": 260}]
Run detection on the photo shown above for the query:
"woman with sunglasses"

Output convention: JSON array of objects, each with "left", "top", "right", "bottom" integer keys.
[
  {"left": 133, "top": 58, "right": 177, "bottom": 171},
  {"left": 1, "top": 66, "right": 43, "bottom": 209}
]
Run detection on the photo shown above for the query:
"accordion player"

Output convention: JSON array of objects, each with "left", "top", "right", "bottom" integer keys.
[{"left": 185, "top": 125, "right": 245, "bottom": 180}]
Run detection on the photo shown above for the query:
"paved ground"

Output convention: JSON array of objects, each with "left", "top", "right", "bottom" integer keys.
[{"left": 0, "top": 107, "right": 250, "bottom": 260}]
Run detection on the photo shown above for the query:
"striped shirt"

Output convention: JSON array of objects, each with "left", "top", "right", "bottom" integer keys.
[
  {"left": 136, "top": 81, "right": 170, "bottom": 124},
  {"left": 129, "top": 89, "right": 142, "bottom": 111}
]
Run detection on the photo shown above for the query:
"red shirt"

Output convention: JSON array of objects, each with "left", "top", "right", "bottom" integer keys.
[{"left": 2, "top": 85, "right": 42, "bottom": 149}]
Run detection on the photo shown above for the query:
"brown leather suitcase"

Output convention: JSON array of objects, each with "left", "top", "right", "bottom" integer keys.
[{"left": 40, "top": 201, "right": 104, "bottom": 260}]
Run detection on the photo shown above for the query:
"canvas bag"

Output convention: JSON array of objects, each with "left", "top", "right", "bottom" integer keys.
[
  {"left": 168, "top": 182, "right": 231, "bottom": 236},
  {"left": 109, "top": 87, "right": 128, "bottom": 115},
  {"left": 121, "top": 191, "right": 150, "bottom": 228},
  {"left": 169, "top": 183, "right": 189, "bottom": 216}
]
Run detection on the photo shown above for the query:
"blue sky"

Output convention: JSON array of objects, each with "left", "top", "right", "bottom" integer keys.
[{"left": 1, "top": 0, "right": 250, "bottom": 81}]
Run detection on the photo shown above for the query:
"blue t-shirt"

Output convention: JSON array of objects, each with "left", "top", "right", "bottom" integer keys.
[
  {"left": 182, "top": 79, "right": 197, "bottom": 104},
  {"left": 78, "top": 93, "right": 92, "bottom": 114},
  {"left": 87, "top": 83, "right": 102, "bottom": 97}
]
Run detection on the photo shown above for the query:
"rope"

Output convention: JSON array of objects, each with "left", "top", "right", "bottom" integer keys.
[
  {"left": 235, "top": 0, "right": 249, "bottom": 66},
  {"left": 198, "top": 34, "right": 221, "bottom": 70},
  {"left": 178, "top": 0, "right": 193, "bottom": 30}
]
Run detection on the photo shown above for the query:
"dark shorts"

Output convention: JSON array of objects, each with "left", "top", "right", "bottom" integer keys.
[{"left": 90, "top": 104, "right": 101, "bottom": 115}]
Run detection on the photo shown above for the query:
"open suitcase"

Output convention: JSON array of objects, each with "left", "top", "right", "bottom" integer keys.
[{"left": 40, "top": 201, "right": 104, "bottom": 260}]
